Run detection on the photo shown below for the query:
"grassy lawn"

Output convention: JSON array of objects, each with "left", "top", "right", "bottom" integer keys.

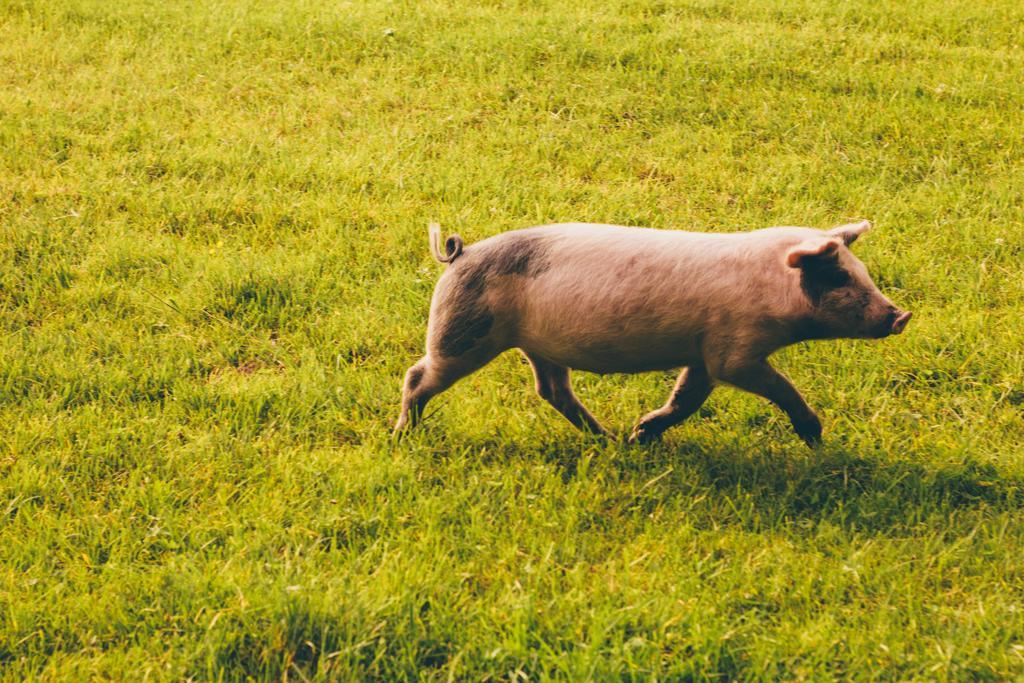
[{"left": 2, "top": 0, "right": 1023, "bottom": 678}]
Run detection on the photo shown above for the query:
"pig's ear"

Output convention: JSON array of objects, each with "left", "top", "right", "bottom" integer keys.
[
  {"left": 786, "top": 238, "right": 841, "bottom": 268},
  {"left": 828, "top": 220, "right": 871, "bottom": 246}
]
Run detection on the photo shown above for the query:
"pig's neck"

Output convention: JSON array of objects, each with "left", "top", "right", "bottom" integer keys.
[{"left": 774, "top": 267, "right": 835, "bottom": 346}]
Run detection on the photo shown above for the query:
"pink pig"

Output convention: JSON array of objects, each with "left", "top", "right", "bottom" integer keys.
[{"left": 395, "top": 220, "right": 911, "bottom": 445}]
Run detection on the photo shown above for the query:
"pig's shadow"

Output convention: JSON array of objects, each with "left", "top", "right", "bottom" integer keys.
[{"left": 457, "top": 434, "right": 1021, "bottom": 535}]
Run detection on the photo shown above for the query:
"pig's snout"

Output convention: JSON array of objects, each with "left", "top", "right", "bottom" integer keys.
[
  {"left": 890, "top": 310, "right": 912, "bottom": 335},
  {"left": 872, "top": 307, "right": 912, "bottom": 338}
]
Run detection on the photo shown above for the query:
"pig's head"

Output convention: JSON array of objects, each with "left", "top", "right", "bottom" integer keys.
[{"left": 787, "top": 221, "right": 911, "bottom": 340}]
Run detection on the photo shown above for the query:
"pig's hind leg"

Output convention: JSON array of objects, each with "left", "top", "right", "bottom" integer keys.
[
  {"left": 393, "top": 358, "right": 440, "bottom": 434},
  {"left": 393, "top": 350, "right": 499, "bottom": 434},
  {"left": 524, "top": 352, "right": 607, "bottom": 436},
  {"left": 628, "top": 365, "right": 713, "bottom": 444},
  {"left": 394, "top": 265, "right": 508, "bottom": 434}
]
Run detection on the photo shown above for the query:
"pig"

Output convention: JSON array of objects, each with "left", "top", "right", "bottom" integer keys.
[{"left": 394, "top": 220, "right": 911, "bottom": 446}]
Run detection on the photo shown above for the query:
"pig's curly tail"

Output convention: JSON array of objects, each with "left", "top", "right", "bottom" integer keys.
[{"left": 428, "top": 222, "right": 463, "bottom": 264}]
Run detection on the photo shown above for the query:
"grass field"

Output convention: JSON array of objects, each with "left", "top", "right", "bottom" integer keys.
[{"left": 2, "top": 0, "right": 1024, "bottom": 678}]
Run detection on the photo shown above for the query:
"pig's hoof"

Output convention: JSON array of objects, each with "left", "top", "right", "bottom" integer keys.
[
  {"left": 627, "top": 424, "right": 662, "bottom": 445},
  {"left": 794, "top": 416, "right": 823, "bottom": 447}
]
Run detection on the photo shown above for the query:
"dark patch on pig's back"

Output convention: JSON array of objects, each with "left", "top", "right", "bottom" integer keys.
[
  {"left": 484, "top": 231, "right": 553, "bottom": 278},
  {"left": 436, "top": 232, "right": 552, "bottom": 357}
]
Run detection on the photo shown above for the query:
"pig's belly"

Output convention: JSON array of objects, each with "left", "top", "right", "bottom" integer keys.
[{"left": 515, "top": 325, "right": 704, "bottom": 374}]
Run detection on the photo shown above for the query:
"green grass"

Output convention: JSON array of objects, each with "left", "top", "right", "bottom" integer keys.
[{"left": 1, "top": 0, "right": 1023, "bottom": 678}]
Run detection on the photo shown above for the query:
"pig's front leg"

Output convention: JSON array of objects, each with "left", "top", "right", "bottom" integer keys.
[
  {"left": 628, "top": 365, "right": 713, "bottom": 444},
  {"left": 716, "top": 360, "right": 822, "bottom": 446}
]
